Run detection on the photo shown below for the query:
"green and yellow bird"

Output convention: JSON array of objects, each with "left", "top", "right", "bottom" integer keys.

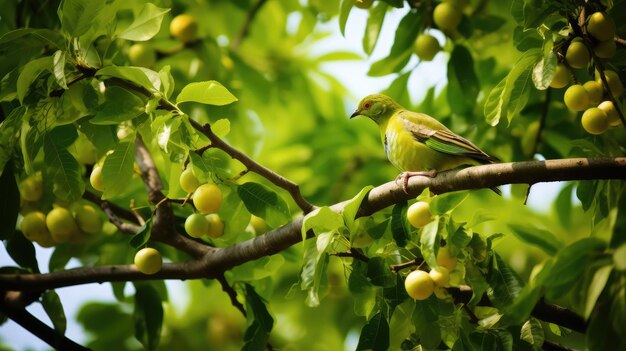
[{"left": 351, "top": 94, "right": 499, "bottom": 191}]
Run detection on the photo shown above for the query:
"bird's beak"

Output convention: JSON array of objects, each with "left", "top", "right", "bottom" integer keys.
[{"left": 350, "top": 109, "right": 361, "bottom": 119}]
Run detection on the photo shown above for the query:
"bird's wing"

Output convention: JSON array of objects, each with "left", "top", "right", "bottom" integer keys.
[{"left": 398, "top": 112, "right": 498, "bottom": 164}]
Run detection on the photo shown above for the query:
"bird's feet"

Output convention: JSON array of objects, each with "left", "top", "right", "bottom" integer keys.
[{"left": 395, "top": 170, "right": 437, "bottom": 193}]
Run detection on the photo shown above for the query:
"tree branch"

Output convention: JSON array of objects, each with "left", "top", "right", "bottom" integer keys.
[
  {"left": 217, "top": 274, "right": 246, "bottom": 317},
  {"left": 230, "top": 0, "right": 268, "bottom": 51}
]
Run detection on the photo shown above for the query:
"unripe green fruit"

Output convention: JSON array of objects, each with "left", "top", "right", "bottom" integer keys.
[
  {"left": 46, "top": 207, "right": 79, "bottom": 243},
  {"left": 73, "top": 137, "right": 98, "bottom": 165},
  {"left": 565, "top": 38, "right": 590, "bottom": 69},
  {"left": 20, "top": 174, "right": 43, "bottom": 202},
  {"left": 193, "top": 184, "right": 223, "bottom": 214},
  {"left": 549, "top": 64, "right": 570, "bottom": 89},
  {"left": 179, "top": 168, "right": 200, "bottom": 193},
  {"left": 90, "top": 165, "right": 104, "bottom": 192},
  {"left": 436, "top": 246, "right": 457, "bottom": 271},
  {"left": 583, "top": 80, "right": 603, "bottom": 105},
  {"left": 587, "top": 12, "right": 615, "bottom": 42},
  {"left": 134, "top": 248, "right": 163, "bottom": 275},
  {"left": 404, "top": 270, "right": 435, "bottom": 300},
  {"left": 128, "top": 43, "right": 157, "bottom": 67},
  {"left": 35, "top": 234, "right": 56, "bottom": 248},
  {"left": 170, "top": 14, "right": 198, "bottom": 43},
  {"left": 433, "top": 2, "right": 462, "bottom": 32},
  {"left": 596, "top": 70, "right": 624, "bottom": 98},
  {"left": 564, "top": 84, "right": 590, "bottom": 111},
  {"left": 429, "top": 267, "right": 450, "bottom": 287},
  {"left": 250, "top": 215, "right": 268, "bottom": 235},
  {"left": 581, "top": 107, "right": 608, "bottom": 135},
  {"left": 185, "top": 213, "right": 210, "bottom": 238},
  {"left": 21, "top": 211, "right": 50, "bottom": 242},
  {"left": 414, "top": 34, "right": 440, "bottom": 61},
  {"left": 354, "top": 0, "right": 373, "bottom": 9},
  {"left": 205, "top": 214, "right": 225, "bottom": 238},
  {"left": 598, "top": 101, "right": 622, "bottom": 127},
  {"left": 73, "top": 203, "right": 102, "bottom": 234},
  {"left": 613, "top": 244, "right": 626, "bottom": 271},
  {"left": 407, "top": 201, "right": 432, "bottom": 228},
  {"left": 594, "top": 39, "right": 616, "bottom": 59}
]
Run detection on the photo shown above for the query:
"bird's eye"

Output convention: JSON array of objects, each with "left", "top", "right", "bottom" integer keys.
[{"left": 364, "top": 102, "right": 371, "bottom": 109}]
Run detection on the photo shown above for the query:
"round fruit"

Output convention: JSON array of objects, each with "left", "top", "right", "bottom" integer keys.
[
  {"left": 20, "top": 174, "right": 43, "bottom": 202},
  {"left": 564, "top": 84, "right": 590, "bottom": 111},
  {"left": 594, "top": 39, "right": 616, "bottom": 59},
  {"left": 73, "top": 203, "right": 102, "bottom": 234},
  {"left": 598, "top": 101, "right": 622, "bottom": 127},
  {"left": 35, "top": 234, "right": 56, "bottom": 248},
  {"left": 613, "top": 244, "right": 626, "bottom": 271},
  {"left": 354, "top": 0, "right": 373, "bottom": 9},
  {"left": 185, "top": 213, "right": 210, "bottom": 238},
  {"left": 404, "top": 270, "right": 435, "bottom": 300},
  {"left": 581, "top": 107, "right": 608, "bottom": 135},
  {"left": 433, "top": 2, "right": 462, "bottom": 32},
  {"left": 407, "top": 201, "right": 432, "bottom": 228},
  {"left": 436, "top": 246, "right": 457, "bottom": 271},
  {"left": 179, "top": 168, "right": 200, "bottom": 193},
  {"left": 414, "top": 34, "right": 441, "bottom": 61},
  {"left": 250, "top": 215, "right": 268, "bottom": 235},
  {"left": 21, "top": 211, "right": 50, "bottom": 242},
  {"left": 90, "top": 165, "right": 104, "bottom": 192},
  {"left": 596, "top": 70, "right": 624, "bottom": 98},
  {"left": 73, "top": 137, "right": 98, "bottom": 165},
  {"left": 128, "top": 43, "right": 156, "bottom": 67},
  {"left": 429, "top": 267, "right": 450, "bottom": 287},
  {"left": 565, "top": 38, "right": 590, "bottom": 69},
  {"left": 206, "top": 214, "right": 225, "bottom": 238},
  {"left": 193, "top": 184, "right": 223, "bottom": 214},
  {"left": 549, "top": 64, "right": 570, "bottom": 89},
  {"left": 583, "top": 80, "right": 603, "bottom": 105},
  {"left": 170, "top": 14, "right": 198, "bottom": 43},
  {"left": 46, "top": 207, "right": 79, "bottom": 243},
  {"left": 587, "top": 12, "right": 615, "bottom": 42},
  {"left": 134, "top": 248, "right": 163, "bottom": 275}
]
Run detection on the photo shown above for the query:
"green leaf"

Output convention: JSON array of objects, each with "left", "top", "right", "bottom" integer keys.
[
  {"left": 6, "top": 231, "right": 39, "bottom": 273},
  {"left": 101, "top": 140, "right": 136, "bottom": 199},
  {"left": 211, "top": 118, "right": 231, "bottom": 138},
  {"left": 367, "top": 257, "right": 395, "bottom": 287},
  {"left": 544, "top": 237, "right": 606, "bottom": 289},
  {"left": 49, "top": 245, "right": 74, "bottom": 272},
  {"left": 447, "top": 45, "right": 479, "bottom": 114},
  {"left": 349, "top": 260, "right": 376, "bottom": 317},
  {"left": 117, "top": 4, "right": 170, "bottom": 41},
  {"left": 465, "top": 261, "right": 489, "bottom": 305},
  {"left": 59, "top": 0, "right": 105, "bottom": 37},
  {"left": 362, "top": 3, "right": 387, "bottom": 55},
  {"left": 339, "top": 0, "right": 353, "bottom": 36},
  {"left": 133, "top": 283, "right": 164, "bottom": 351},
  {"left": 0, "top": 107, "right": 25, "bottom": 172},
  {"left": 300, "top": 236, "right": 331, "bottom": 307},
  {"left": 17, "top": 56, "right": 52, "bottom": 103},
  {"left": 390, "top": 202, "right": 410, "bottom": 247},
  {"left": 52, "top": 50, "right": 67, "bottom": 89},
  {"left": 96, "top": 65, "right": 160, "bottom": 92},
  {"left": 301, "top": 206, "right": 344, "bottom": 240},
  {"left": 532, "top": 51, "right": 556, "bottom": 90},
  {"left": 368, "top": 11, "right": 422, "bottom": 76},
  {"left": 158, "top": 65, "right": 175, "bottom": 99},
  {"left": 219, "top": 189, "right": 251, "bottom": 239},
  {"left": 43, "top": 126, "right": 84, "bottom": 202},
  {"left": 430, "top": 191, "right": 469, "bottom": 215},
  {"left": 129, "top": 218, "right": 153, "bottom": 250},
  {"left": 242, "top": 284, "right": 274, "bottom": 351},
  {"left": 412, "top": 299, "right": 442, "bottom": 348},
  {"left": 0, "top": 160, "right": 20, "bottom": 241},
  {"left": 90, "top": 86, "right": 144, "bottom": 125},
  {"left": 237, "top": 182, "right": 290, "bottom": 228},
  {"left": 42, "top": 290, "right": 67, "bottom": 334},
  {"left": 584, "top": 264, "right": 613, "bottom": 319},
  {"left": 520, "top": 318, "right": 543, "bottom": 348},
  {"left": 383, "top": 275, "right": 409, "bottom": 309},
  {"left": 486, "top": 253, "right": 523, "bottom": 309},
  {"left": 342, "top": 185, "right": 373, "bottom": 233},
  {"left": 188, "top": 152, "right": 209, "bottom": 184},
  {"left": 420, "top": 218, "right": 440, "bottom": 268},
  {"left": 176, "top": 81, "right": 237, "bottom": 106},
  {"left": 356, "top": 311, "right": 389, "bottom": 351},
  {"left": 507, "top": 223, "right": 562, "bottom": 255}
]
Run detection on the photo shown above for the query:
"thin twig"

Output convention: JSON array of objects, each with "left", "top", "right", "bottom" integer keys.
[
  {"left": 390, "top": 258, "right": 423, "bottom": 273},
  {"left": 530, "top": 88, "right": 551, "bottom": 157},
  {"left": 594, "top": 61, "right": 626, "bottom": 126},
  {"left": 216, "top": 274, "right": 246, "bottom": 317},
  {"left": 524, "top": 183, "right": 533, "bottom": 206},
  {"left": 100, "top": 201, "right": 141, "bottom": 234},
  {"left": 616, "top": 36, "right": 626, "bottom": 46},
  {"left": 83, "top": 191, "right": 138, "bottom": 223},
  {"left": 333, "top": 248, "right": 370, "bottom": 262},
  {"left": 130, "top": 199, "right": 146, "bottom": 226},
  {"left": 230, "top": 0, "right": 268, "bottom": 51},
  {"left": 462, "top": 304, "right": 479, "bottom": 323}
]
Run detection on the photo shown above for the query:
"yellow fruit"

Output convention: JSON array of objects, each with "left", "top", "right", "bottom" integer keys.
[
  {"left": 549, "top": 64, "right": 570, "bottom": 89},
  {"left": 594, "top": 39, "right": 616, "bottom": 59},
  {"left": 596, "top": 70, "right": 624, "bottom": 98},
  {"left": 21, "top": 211, "right": 50, "bottom": 242},
  {"left": 587, "top": 12, "right": 616, "bottom": 42},
  {"left": 429, "top": 267, "right": 450, "bottom": 287},
  {"left": 581, "top": 107, "right": 608, "bottom": 135},
  {"left": 563, "top": 84, "right": 590, "bottom": 111},
  {"left": 46, "top": 207, "right": 79, "bottom": 243},
  {"left": 20, "top": 174, "right": 43, "bottom": 202},
  {"left": 90, "top": 165, "right": 104, "bottom": 192},
  {"left": 134, "top": 248, "right": 163, "bottom": 275},
  {"left": 35, "top": 234, "right": 56, "bottom": 248},
  {"left": 404, "top": 270, "right": 435, "bottom": 300},
  {"left": 433, "top": 2, "right": 462, "bottom": 32},
  {"left": 73, "top": 203, "right": 102, "bottom": 234},
  {"left": 179, "top": 168, "right": 200, "bottom": 193},
  {"left": 407, "top": 201, "right": 432, "bottom": 228},
  {"left": 170, "top": 14, "right": 198, "bottom": 43},
  {"left": 193, "top": 184, "right": 223, "bottom": 214},
  {"left": 583, "top": 80, "right": 603, "bottom": 105},
  {"left": 414, "top": 34, "right": 441, "bottom": 61},
  {"left": 354, "top": 0, "right": 373, "bottom": 9},
  {"left": 128, "top": 43, "right": 157, "bottom": 67},
  {"left": 205, "top": 214, "right": 225, "bottom": 238},
  {"left": 72, "top": 136, "right": 98, "bottom": 165},
  {"left": 185, "top": 213, "right": 210, "bottom": 238},
  {"left": 613, "top": 244, "right": 626, "bottom": 271},
  {"left": 565, "top": 38, "right": 590, "bottom": 69},
  {"left": 598, "top": 100, "right": 622, "bottom": 127},
  {"left": 250, "top": 215, "right": 268, "bottom": 235},
  {"left": 436, "top": 246, "right": 457, "bottom": 271}
]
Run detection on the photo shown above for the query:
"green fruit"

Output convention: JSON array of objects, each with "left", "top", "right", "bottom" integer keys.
[
  {"left": 613, "top": 244, "right": 626, "bottom": 271},
  {"left": 20, "top": 174, "right": 43, "bottom": 202},
  {"left": 185, "top": 213, "right": 210, "bottom": 238},
  {"left": 170, "top": 14, "right": 198, "bottom": 43},
  {"left": 134, "top": 248, "right": 163, "bottom": 275},
  {"left": 596, "top": 70, "right": 624, "bottom": 98},
  {"left": 128, "top": 43, "right": 156, "bottom": 67},
  {"left": 429, "top": 267, "right": 450, "bottom": 287},
  {"left": 594, "top": 39, "right": 616, "bottom": 59},
  {"left": 35, "top": 234, "right": 56, "bottom": 248},
  {"left": 72, "top": 135, "right": 98, "bottom": 165},
  {"left": 407, "top": 201, "right": 432, "bottom": 228},
  {"left": 587, "top": 12, "right": 615, "bottom": 42},
  {"left": 21, "top": 211, "right": 50, "bottom": 242},
  {"left": 549, "top": 64, "right": 570, "bottom": 89},
  {"left": 414, "top": 34, "right": 441, "bottom": 61},
  {"left": 193, "top": 184, "right": 223, "bottom": 214},
  {"left": 565, "top": 38, "right": 590, "bottom": 69},
  {"left": 73, "top": 203, "right": 102, "bottom": 234},
  {"left": 354, "top": 0, "right": 373, "bottom": 9},
  {"left": 436, "top": 247, "right": 457, "bottom": 271},
  {"left": 90, "top": 165, "right": 104, "bottom": 192},
  {"left": 581, "top": 107, "right": 608, "bottom": 135},
  {"left": 205, "top": 214, "right": 225, "bottom": 238},
  {"left": 404, "top": 270, "right": 435, "bottom": 300},
  {"left": 46, "top": 207, "right": 79, "bottom": 243},
  {"left": 598, "top": 100, "right": 622, "bottom": 127},
  {"left": 250, "top": 215, "right": 268, "bottom": 235},
  {"left": 583, "top": 80, "right": 603, "bottom": 105},
  {"left": 564, "top": 84, "right": 590, "bottom": 111},
  {"left": 433, "top": 2, "right": 462, "bottom": 32},
  {"left": 179, "top": 168, "right": 200, "bottom": 193}
]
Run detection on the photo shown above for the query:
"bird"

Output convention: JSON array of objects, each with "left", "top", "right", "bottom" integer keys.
[{"left": 350, "top": 94, "right": 499, "bottom": 193}]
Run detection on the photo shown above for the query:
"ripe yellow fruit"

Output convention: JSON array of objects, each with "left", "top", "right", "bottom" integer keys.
[
  {"left": 73, "top": 203, "right": 102, "bottom": 234},
  {"left": 354, "top": 0, "right": 373, "bottom": 9},
  {"left": 20, "top": 174, "right": 43, "bottom": 202},
  {"left": 185, "top": 213, "right": 210, "bottom": 238},
  {"left": 429, "top": 267, "right": 450, "bottom": 287},
  {"left": 193, "top": 184, "right": 223, "bottom": 214},
  {"left": 21, "top": 211, "right": 50, "bottom": 242},
  {"left": 128, "top": 43, "right": 157, "bottom": 67},
  {"left": 436, "top": 246, "right": 457, "bottom": 271},
  {"left": 583, "top": 80, "right": 603, "bottom": 105},
  {"left": 594, "top": 39, "right": 616, "bottom": 59},
  {"left": 563, "top": 84, "right": 590, "bottom": 111},
  {"left": 581, "top": 107, "right": 608, "bottom": 135},
  {"left": 407, "top": 201, "right": 432, "bottom": 228},
  {"left": 565, "top": 38, "right": 590, "bottom": 69},
  {"left": 598, "top": 101, "right": 622, "bottom": 127},
  {"left": 404, "top": 270, "right": 435, "bottom": 300},
  {"left": 596, "top": 70, "right": 624, "bottom": 98},
  {"left": 549, "top": 64, "right": 570, "bottom": 89},
  {"left": 433, "top": 2, "right": 462, "bottom": 32},
  {"left": 587, "top": 12, "right": 615, "bottom": 42},
  {"left": 206, "top": 214, "right": 225, "bottom": 238},
  {"left": 414, "top": 34, "right": 441, "bottom": 61},
  {"left": 46, "top": 207, "right": 79, "bottom": 243},
  {"left": 250, "top": 215, "right": 268, "bottom": 235},
  {"left": 170, "top": 14, "right": 198, "bottom": 43},
  {"left": 90, "top": 165, "right": 104, "bottom": 192},
  {"left": 134, "top": 248, "right": 163, "bottom": 275},
  {"left": 180, "top": 168, "right": 201, "bottom": 193}
]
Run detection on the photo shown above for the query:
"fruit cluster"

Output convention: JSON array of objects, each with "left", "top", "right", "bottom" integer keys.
[
  {"left": 404, "top": 247, "right": 457, "bottom": 300},
  {"left": 179, "top": 168, "right": 226, "bottom": 239}
]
